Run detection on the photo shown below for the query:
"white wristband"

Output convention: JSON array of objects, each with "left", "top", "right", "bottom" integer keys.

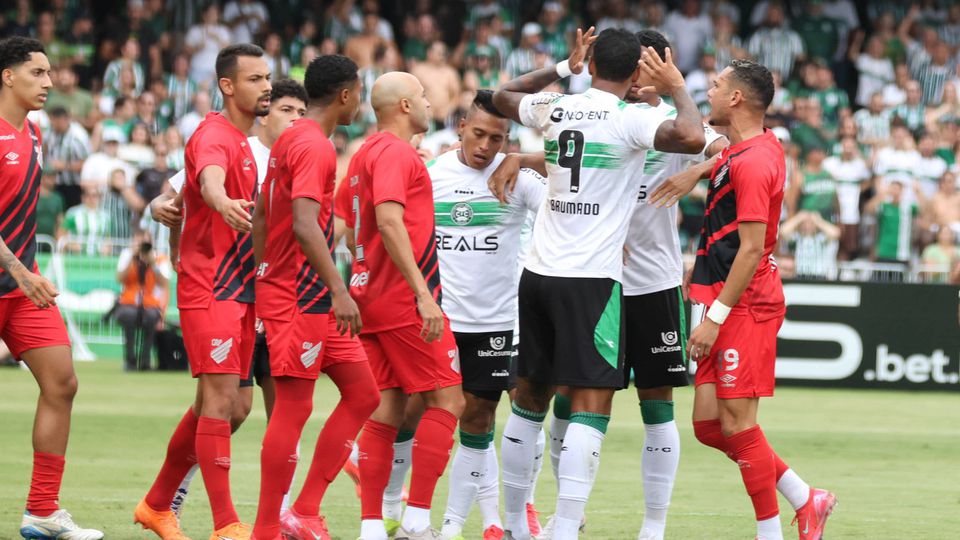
[
  {"left": 706, "top": 300, "right": 732, "bottom": 325},
  {"left": 556, "top": 59, "right": 572, "bottom": 78}
]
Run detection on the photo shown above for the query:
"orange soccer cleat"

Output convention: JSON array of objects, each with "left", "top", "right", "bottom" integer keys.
[{"left": 134, "top": 499, "right": 192, "bottom": 540}]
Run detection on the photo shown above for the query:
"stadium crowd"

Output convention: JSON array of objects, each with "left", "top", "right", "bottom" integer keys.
[{"left": 5, "top": 0, "right": 960, "bottom": 284}]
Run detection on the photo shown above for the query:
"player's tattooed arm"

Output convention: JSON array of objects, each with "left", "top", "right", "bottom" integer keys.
[{"left": 0, "top": 236, "right": 58, "bottom": 308}]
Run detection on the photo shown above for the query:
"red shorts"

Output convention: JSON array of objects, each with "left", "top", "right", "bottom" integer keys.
[
  {"left": 264, "top": 312, "right": 367, "bottom": 380},
  {"left": 181, "top": 301, "right": 256, "bottom": 378},
  {"left": 360, "top": 318, "right": 461, "bottom": 394},
  {"left": 694, "top": 311, "right": 783, "bottom": 399},
  {"left": 0, "top": 295, "right": 70, "bottom": 358}
]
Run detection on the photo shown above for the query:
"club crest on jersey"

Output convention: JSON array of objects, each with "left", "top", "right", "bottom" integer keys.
[
  {"left": 450, "top": 202, "right": 474, "bottom": 226},
  {"left": 4, "top": 152, "right": 19, "bottom": 165},
  {"left": 490, "top": 336, "right": 506, "bottom": 351},
  {"left": 242, "top": 158, "right": 253, "bottom": 171},
  {"left": 269, "top": 157, "right": 276, "bottom": 168},
  {"left": 661, "top": 331, "right": 678, "bottom": 346},
  {"left": 713, "top": 163, "right": 729, "bottom": 187}
]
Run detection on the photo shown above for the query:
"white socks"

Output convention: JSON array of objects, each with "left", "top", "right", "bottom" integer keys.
[
  {"left": 383, "top": 438, "right": 414, "bottom": 520},
  {"left": 360, "top": 519, "right": 388, "bottom": 540},
  {"left": 777, "top": 469, "right": 811, "bottom": 510},
  {"left": 757, "top": 515, "right": 784, "bottom": 539},
  {"left": 528, "top": 427, "right": 545, "bottom": 504},
  {"left": 555, "top": 421, "right": 605, "bottom": 539},
  {"left": 549, "top": 412, "right": 570, "bottom": 483},
  {"left": 501, "top": 406, "right": 545, "bottom": 539},
  {"left": 477, "top": 444, "right": 503, "bottom": 529},
  {"left": 442, "top": 442, "right": 485, "bottom": 531},
  {"left": 401, "top": 505, "right": 431, "bottom": 534},
  {"left": 640, "top": 420, "right": 680, "bottom": 538}
]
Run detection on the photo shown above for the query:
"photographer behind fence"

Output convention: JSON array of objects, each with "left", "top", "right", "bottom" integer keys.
[{"left": 114, "top": 231, "right": 171, "bottom": 371}]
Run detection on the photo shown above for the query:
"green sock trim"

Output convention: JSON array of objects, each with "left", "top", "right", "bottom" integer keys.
[
  {"left": 552, "top": 393, "right": 571, "bottom": 420},
  {"left": 569, "top": 412, "right": 611, "bottom": 435},
  {"left": 640, "top": 400, "right": 675, "bottom": 425},
  {"left": 459, "top": 429, "right": 490, "bottom": 450},
  {"left": 395, "top": 430, "right": 415, "bottom": 443},
  {"left": 487, "top": 429, "right": 495, "bottom": 443},
  {"left": 511, "top": 402, "right": 547, "bottom": 423}
]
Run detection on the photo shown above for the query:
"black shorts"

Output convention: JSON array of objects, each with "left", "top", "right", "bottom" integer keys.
[
  {"left": 624, "top": 286, "right": 690, "bottom": 389},
  {"left": 240, "top": 332, "right": 271, "bottom": 387},
  {"left": 455, "top": 330, "right": 515, "bottom": 395},
  {"left": 517, "top": 270, "right": 625, "bottom": 388}
]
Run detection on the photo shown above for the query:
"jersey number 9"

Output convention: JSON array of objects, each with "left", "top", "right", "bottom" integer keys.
[{"left": 557, "top": 129, "right": 584, "bottom": 193}]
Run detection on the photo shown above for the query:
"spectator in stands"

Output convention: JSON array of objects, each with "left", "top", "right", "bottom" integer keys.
[
  {"left": 37, "top": 172, "right": 65, "bottom": 245},
  {"left": 916, "top": 41, "right": 953, "bottom": 106},
  {"left": 184, "top": 3, "right": 231, "bottom": 86},
  {"left": 176, "top": 91, "right": 211, "bottom": 142},
  {"left": 289, "top": 45, "right": 318, "bottom": 82},
  {"left": 781, "top": 210, "right": 841, "bottom": 280},
  {"left": 664, "top": 0, "right": 713, "bottom": 74},
  {"left": 794, "top": 0, "right": 842, "bottom": 64},
  {"left": 263, "top": 33, "right": 290, "bottom": 80},
  {"left": 824, "top": 136, "right": 872, "bottom": 259},
  {"left": 940, "top": 4, "right": 960, "bottom": 48},
  {"left": 136, "top": 145, "right": 172, "bottom": 206},
  {"left": 539, "top": 1, "right": 572, "bottom": 61},
  {"left": 35, "top": 11, "right": 68, "bottom": 66},
  {"left": 930, "top": 171, "right": 960, "bottom": 237},
  {"left": 686, "top": 48, "right": 718, "bottom": 116},
  {"left": 163, "top": 126, "right": 185, "bottom": 170},
  {"left": 854, "top": 92, "right": 891, "bottom": 147},
  {"left": 325, "top": 0, "right": 363, "bottom": 47},
  {"left": 920, "top": 227, "right": 959, "bottom": 282},
  {"left": 148, "top": 79, "right": 174, "bottom": 131},
  {"left": 103, "top": 36, "right": 145, "bottom": 99},
  {"left": 45, "top": 107, "right": 92, "bottom": 209},
  {"left": 867, "top": 178, "right": 920, "bottom": 272},
  {"left": 134, "top": 91, "right": 165, "bottom": 136},
  {"left": 61, "top": 185, "right": 110, "bottom": 254},
  {"left": 81, "top": 124, "right": 136, "bottom": 193},
  {"left": 596, "top": 0, "right": 642, "bottom": 34},
  {"left": 874, "top": 125, "right": 921, "bottom": 194},
  {"left": 103, "top": 166, "right": 145, "bottom": 240},
  {"left": 402, "top": 14, "right": 437, "bottom": 64},
  {"left": 791, "top": 98, "right": 832, "bottom": 157},
  {"left": 118, "top": 122, "right": 155, "bottom": 171},
  {"left": 505, "top": 22, "right": 552, "bottom": 78},
  {"left": 882, "top": 63, "right": 911, "bottom": 107},
  {"left": 411, "top": 41, "right": 461, "bottom": 130},
  {"left": 706, "top": 12, "right": 746, "bottom": 69},
  {"left": 789, "top": 145, "right": 837, "bottom": 221},
  {"left": 916, "top": 133, "right": 948, "bottom": 196},
  {"left": 850, "top": 31, "right": 895, "bottom": 109},
  {"left": 810, "top": 61, "right": 850, "bottom": 131},
  {"left": 164, "top": 54, "right": 197, "bottom": 123},
  {"left": 345, "top": 9, "right": 391, "bottom": 69},
  {"left": 891, "top": 80, "right": 926, "bottom": 134},
  {"left": 925, "top": 82, "right": 960, "bottom": 131},
  {"left": 115, "top": 231, "right": 170, "bottom": 371},
  {"left": 747, "top": 2, "right": 805, "bottom": 80},
  {"left": 360, "top": 0, "right": 394, "bottom": 42},
  {"left": 223, "top": 0, "right": 268, "bottom": 44},
  {"left": 467, "top": 0, "right": 514, "bottom": 34},
  {"left": 47, "top": 66, "right": 97, "bottom": 131},
  {"left": 64, "top": 13, "right": 96, "bottom": 87}
]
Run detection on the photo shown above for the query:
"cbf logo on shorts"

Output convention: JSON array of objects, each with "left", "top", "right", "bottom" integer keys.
[
  {"left": 301, "top": 341, "right": 323, "bottom": 369},
  {"left": 490, "top": 336, "right": 507, "bottom": 351},
  {"left": 210, "top": 338, "right": 234, "bottom": 364}
]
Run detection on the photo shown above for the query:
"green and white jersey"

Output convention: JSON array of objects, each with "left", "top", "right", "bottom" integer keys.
[
  {"left": 518, "top": 88, "right": 671, "bottom": 281},
  {"left": 430, "top": 151, "right": 547, "bottom": 333},
  {"left": 623, "top": 102, "right": 723, "bottom": 296}
]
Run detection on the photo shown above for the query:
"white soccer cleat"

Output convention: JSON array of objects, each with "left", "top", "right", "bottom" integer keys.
[
  {"left": 637, "top": 529, "right": 664, "bottom": 540},
  {"left": 394, "top": 526, "right": 443, "bottom": 539},
  {"left": 20, "top": 509, "right": 104, "bottom": 540}
]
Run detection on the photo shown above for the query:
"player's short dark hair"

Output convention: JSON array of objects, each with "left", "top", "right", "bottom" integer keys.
[
  {"left": 0, "top": 36, "right": 45, "bottom": 73},
  {"left": 470, "top": 89, "right": 507, "bottom": 119},
  {"left": 635, "top": 29, "right": 670, "bottom": 62},
  {"left": 215, "top": 43, "right": 265, "bottom": 81},
  {"left": 270, "top": 78, "right": 308, "bottom": 105},
  {"left": 303, "top": 54, "right": 359, "bottom": 103},
  {"left": 592, "top": 28, "right": 641, "bottom": 83},
  {"left": 728, "top": 59, "right": 774, "bottom": 110}
]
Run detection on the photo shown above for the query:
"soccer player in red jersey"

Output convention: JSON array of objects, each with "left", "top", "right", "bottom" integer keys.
[
  {"left": 686, "top": 59, "right": 836, "bottom": 540},
  {"left": 250, "top": 54, "right": 380, "bottom": 540},
  {"left": 349, "top": 72, "right": 465, "bottom": 540},
  {"left": 135, "top": 44, "right": 272, "bottom": 540},
  {"left": 0, "top": 36, "right": 103, "bottom": 540}
]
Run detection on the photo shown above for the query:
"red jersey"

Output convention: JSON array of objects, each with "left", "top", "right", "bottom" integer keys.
[
  {"left": 333, "top": 172, "right": 352, "bottom": 220},
  {"left": 256, "top": 118, "right": 337, "bottom": 320},
  {"left": 179, "top": 112, "right": 258, "bottom": 308},
  {"left": 348, "top": 131, "right": 441, "bottom": 333},
  {"left": 690, "top": 129, "right": 786, "bottom": 320},
  {"left": 0, "top": 118, "right": 43, "bottom": 298}
]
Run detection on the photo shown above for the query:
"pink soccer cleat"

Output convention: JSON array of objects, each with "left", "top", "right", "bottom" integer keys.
[{"left": 792, "top": 488, "right": 837, "bottom": 540}]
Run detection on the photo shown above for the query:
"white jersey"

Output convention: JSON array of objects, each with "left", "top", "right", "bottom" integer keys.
[
  {"left": 430, "top": 151, "right": 547, "bottom": 333},
  {"left": 518, "top": 88, "right": 670, "bottom": 281},
  {"left": 168, "top": 135, "right": 270, "bottom": 194},
  {"left": 623, "top": 102, "right": 723, "bottom": 296}
]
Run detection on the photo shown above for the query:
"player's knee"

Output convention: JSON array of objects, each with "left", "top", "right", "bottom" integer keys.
[
  {"left": 57, "top": 373, "right": 79, "bottom": 403},
  {"left": 231, "top": 400, "right": 252, "bottom": 432},
  {"left": 345, "top": 385, "right": 381, "bottom": 417}
]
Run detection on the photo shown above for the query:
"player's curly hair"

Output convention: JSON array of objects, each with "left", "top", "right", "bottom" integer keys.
[
  {"left": 0, "top": 36, "right": 45, "bottom": 73},
  {"left": 471, "top": 89, "right": 507, "bottom": 119},
  {"left": 635, "top": 29, "right": 670, "bottom": 63},
  {"left": 592, "top": 28, "right": 642, "bottom": 83},
  {"left": 304, "top": 54, "right": 359, "bottom": 104},
  {"left": 729, "top": 59, "right": 774, "bottom": 110},
  {"left": 270, "top": 78, "right": 308, "bottom": 105}
]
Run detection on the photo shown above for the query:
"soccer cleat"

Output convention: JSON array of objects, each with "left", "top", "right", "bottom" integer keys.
[
  {"left": 342, "top": 458, "right": 362, "bottom": 499},
  {"left": 208, "top": 522, "right": 251, "bottom": 540},
  {"left": 384, "top": 518, "right": 401, "bottom": 537},
  {"left": 279, "top": 508, "right": 331, "bottom": 540},
  {"left": 394, "top": 526, "right": 442, "bottom": 539},
  {"left": 249, "top": 535, "right": 283, "bottom": 540},
  {"left": 20, "top": 509, "right": 104, "bottom": 540},
  {"left": 134, "top": 499, "right": 191, "bottom": 540},
  {"left": 637, "top": 529, "right": 663, "bottom": 540},
  {"left": 792, "top": 488, "right": 837, "bottom": 540},
  {"left": 483, "top": 525, "right": 505, "bottom": 540},
  {"left": 535, "top": 515, "right": 585, "bottom": 540},
  {"left": 525, "top": 503, "right": 541, "bottom": 537}
]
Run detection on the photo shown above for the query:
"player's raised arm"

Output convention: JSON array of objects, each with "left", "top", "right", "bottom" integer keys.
[
  {"left": 493, "top": 26, "right": 597, "bottom": 123},
  {"left": 637, "top": 46, "right": 705, "bottom": 153}
]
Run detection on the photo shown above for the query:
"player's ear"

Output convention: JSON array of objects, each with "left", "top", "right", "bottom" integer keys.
[
  {"left": 218, "top": 76, "right": 233, "bottom": 97},
  {"left": 2, "top": 68, "right": 13, "bottom": 87},
  {"left": 400, "top": 97, "right": 411, "bottom": 114},
  {"left": 339, "top": 87, "right": 350, "bottom": 105},
  {"left": 588, "top": 57, "right": 596, "bottom": 77}
]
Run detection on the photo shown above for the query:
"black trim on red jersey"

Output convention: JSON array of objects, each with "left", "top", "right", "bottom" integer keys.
[
  {"left": 417, "top": 228, "right": 442, "bottom": 305},
  {"left": 295, "top": 208, "right": 337, "bottom": 314},
  {"left": 0, "top": 123, "right": 42, "bottom": 297},
  {"left": 213, "top": 232, "right": 256, "bottom": 303}
]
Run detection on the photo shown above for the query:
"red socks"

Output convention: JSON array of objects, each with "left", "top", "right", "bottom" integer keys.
[
  {"left": 26, "top": 452, "right": 65, "bottom": 516},
  {"left": 254, "top": 377, "right": 315, "bottom": 539},
  {"left": 196, "top": 416, "right": 238, "bottom": 529},
  {"left": 293, "top": 363, "right": 380, "bottom": 517},
  {"left": 726, "top": 425, "right": 779, "bottom": 520},
  {"left": 407, "top": 407, "right": 457, "bottom": 510},
  {"left": 145, "top": 408, "right": 199, "bottom": 511},
  {"left": 358, "top": 419, "right": 398, "bottom": 519}
]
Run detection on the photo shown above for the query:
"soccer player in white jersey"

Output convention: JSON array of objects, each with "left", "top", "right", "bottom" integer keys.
[
  {"left": 490, "top": 27, "right": 705, "bottom": 540},
  {"left": 426, "top": 90, "right": 547, "bottom": 540}
]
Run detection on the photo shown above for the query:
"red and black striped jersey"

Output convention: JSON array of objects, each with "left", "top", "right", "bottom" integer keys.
[
  {"left": 689, "top": 129, "right": 786, "bottom": 320},
  {"left": 256, "top": 118, "right": 337, "bottom": 320},
  {"left": 348, "top": 131, "right": 442, "bottom": 333},
  {"left": 0, "top": 118, "right": 43, "bottom": 298},
  {"left": 178, "top": 113, "right": 258, "bottom": 308}
]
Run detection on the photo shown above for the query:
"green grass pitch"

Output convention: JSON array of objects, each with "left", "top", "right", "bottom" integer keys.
[{"left": 2, "top": 361, "right": 958, "bottom": 539}]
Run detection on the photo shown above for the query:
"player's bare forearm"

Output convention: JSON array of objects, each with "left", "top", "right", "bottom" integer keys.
[
  {"left": 375, "top": 202, "right": 431, "bottom": 298},
  {"left": 715, "top": 221, "right": 766, "bottom": 308},
  {"left": 694, "top": 154, "right": 719, "bottom": 179},
  {"left": 493, "top": 67, "right": 561, "bottom": 123},
  {"left": 0, "top": 236, "right": 27, "bottom": 278},
  {"left": 252, "top": 193, "right": 266, "bottom": 267},
  {"left": 517, "top": 151, "right": 547, "bottom": 176},
  {"left": 198, "top": 166, "right": 230, "bottom": 211},
  {"left": 653, "top": 88, "right": 705, "bottom": 153},
  {"left": 292, "top": 199, "right": 348, "bottom": 297},
  {"left": 168, "top": 226, "right": 181, "bottom": 263}
]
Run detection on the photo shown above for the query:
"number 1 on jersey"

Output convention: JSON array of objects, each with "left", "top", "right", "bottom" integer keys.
[{"left": 557, "top": 129, "right": 584, "bottom": 192}]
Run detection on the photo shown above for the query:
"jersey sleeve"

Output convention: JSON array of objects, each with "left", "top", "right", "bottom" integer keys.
[
  {"left": 518, "top": 92, "right": 565, "bottom": 130},
  {"left": 513, "top": 168, "right": 548, "bottom": 214},
  {"left": 370, "top": 142, "right": 420, "bottom": 206},
  {"left": 168, "top": 169, "right": 186, "bottom": 193},
  {"left": 621, "top": 103, "right": 671, "bottom": 150},
  {"left": 191, "top": 136, "right": 232, "bottom": 178},
  {"left": 730, "top": 151, "right": 777, "bottom": 223},
  {"left": 334, "top": 175, "right": 352, "bottom": 220},
  {"left": 289, "top": 136, "right": 333, "bottom": 204}
]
